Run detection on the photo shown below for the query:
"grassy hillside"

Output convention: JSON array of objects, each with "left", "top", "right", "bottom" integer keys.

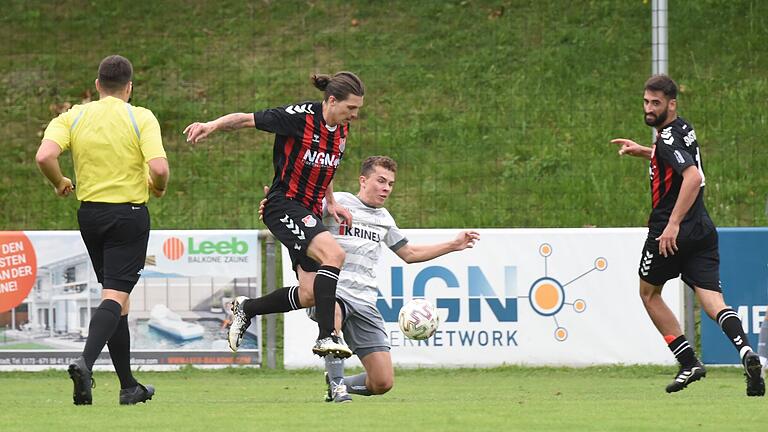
[{"left": 1, "top": 0, "right": 766, "bottom": 229}]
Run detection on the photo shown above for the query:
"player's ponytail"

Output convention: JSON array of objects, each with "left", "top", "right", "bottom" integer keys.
[
  {"left": 311, "top": 74, "right": 332, "bottom": 91},
  {"left": 311, "top": 71, "right": 364, "bottom": 102}
]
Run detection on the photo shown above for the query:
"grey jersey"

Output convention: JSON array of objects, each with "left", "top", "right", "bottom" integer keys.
[{"left": 323, "top": 192, "right": 408, "bottom": 306}]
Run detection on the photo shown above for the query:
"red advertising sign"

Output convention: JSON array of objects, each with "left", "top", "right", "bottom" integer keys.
[{"left": 0, "top": 232, "right": 37, "bottom": 313}]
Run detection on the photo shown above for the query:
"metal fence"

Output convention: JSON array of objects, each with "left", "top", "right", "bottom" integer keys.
[{"left": 2, "top": 1, "right": 767, "bottom": 232}]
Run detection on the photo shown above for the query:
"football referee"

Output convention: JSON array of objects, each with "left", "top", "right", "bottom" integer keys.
[{"left": 35, "top": 54, "right": 169, "bottom": 405}]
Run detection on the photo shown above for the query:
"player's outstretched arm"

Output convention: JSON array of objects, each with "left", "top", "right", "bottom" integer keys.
[
  {"left": 610, "top": 138, "right": 653, "bottom": 160},
  {"left": 184, "top": 113, "right": 255, "bottom": 144},
  {"left": 395, "top": 230, "right": 480, "bottom": 264}
]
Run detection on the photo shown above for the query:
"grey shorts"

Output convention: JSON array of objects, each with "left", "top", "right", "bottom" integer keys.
[{"left": 307, "top": 298, "right": 390, "bottom": 358}]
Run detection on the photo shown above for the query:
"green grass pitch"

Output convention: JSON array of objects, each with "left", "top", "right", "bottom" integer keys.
[{"left": 1, "top": 365, "right": 764, "bottom": 431}]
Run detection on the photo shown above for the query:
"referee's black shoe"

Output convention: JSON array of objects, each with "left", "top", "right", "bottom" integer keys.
[
  {"left": 68, "top": 356, "right": 94, "bottom": 405},
  {"left": 120, "top": 383, "right": 155, "bottom": 405},
  {"left": 665, "top": 361, "right": 706, "bottom": 393},
  {"left": 743, "top": 351, "right": 765, "bottom": 397}
]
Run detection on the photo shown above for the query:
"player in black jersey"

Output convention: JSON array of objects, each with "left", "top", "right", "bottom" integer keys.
[
  {"left": 184, "top": 72, "right": 364, "bottom": 358},
  {"left": 611, "top": 74, "right": 764, "bottom": 396}
]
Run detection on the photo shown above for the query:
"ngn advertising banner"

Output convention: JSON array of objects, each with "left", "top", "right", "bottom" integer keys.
[{"left": 283, "top": 228, "right": 682, "bottom": 368}]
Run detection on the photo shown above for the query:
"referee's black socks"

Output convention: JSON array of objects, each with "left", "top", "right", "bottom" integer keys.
[
  {"left": 314, "top": 265, "right": 341, "bottom": 340},
  {"left": 82, "top": 299, "right": 122, "bottom": 370},
  {"left": 108, "top": 315, "right": 138, "bottom": 389}
]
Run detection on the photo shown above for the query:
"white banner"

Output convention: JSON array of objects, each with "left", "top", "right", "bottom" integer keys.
[
  {"left": 0, "top": 230, "right": 261, "bottom": 367},
  {"left": 283, "top": 228, "right": 682, "bottom": 368}
]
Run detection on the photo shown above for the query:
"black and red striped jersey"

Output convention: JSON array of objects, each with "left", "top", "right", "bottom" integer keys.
[
  {"left": 647, "top": 117, "right": 714, "bottom": 239},
  {"left": 253, "top": 101, "right": 348, "bottom": 216}
]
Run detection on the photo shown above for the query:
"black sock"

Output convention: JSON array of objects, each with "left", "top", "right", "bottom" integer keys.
[
  {"left": 667, "top": 335, "right": 698, "bottom": 368},
  {"left": 82, "top": 299, "right": 122, "bottom": 370},
  {"left": 314, "top": 266, "right": 340, "bottom": 339},
  {"left": 108, "top": 315, "right": 138, "bottom": 389},
  {"left": 242, "top": 286, "right": 301, "bottom": 318},
  {"left": 717, "top": 308, "right": 753, "bottom": 361}
]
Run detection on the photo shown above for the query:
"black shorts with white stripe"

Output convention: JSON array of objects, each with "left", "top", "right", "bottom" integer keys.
[
  {"left": 637, "top": 229, "right": 720, "bottom": 291},
  {"left": 262, "top": 194, "right": 328, "bottom": 273}
]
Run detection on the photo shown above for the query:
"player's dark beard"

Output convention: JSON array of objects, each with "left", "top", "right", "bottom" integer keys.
[{"left": 644, "top": 108, "right": 668, "bottom": 127}]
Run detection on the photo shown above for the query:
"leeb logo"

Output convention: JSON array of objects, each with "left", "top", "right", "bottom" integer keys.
[
  {"left": 162, "top": 236, "right": 249, "bottom": 263},
  {"left": 162, "top": 237, "right": 185, "bottom": 261}
]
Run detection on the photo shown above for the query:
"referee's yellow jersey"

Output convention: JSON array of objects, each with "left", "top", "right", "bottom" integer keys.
[{"left": 43, "top": 96, "right": 166, "bottom": 204}]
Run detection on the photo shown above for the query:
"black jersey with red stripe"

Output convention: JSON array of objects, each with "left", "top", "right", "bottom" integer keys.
[
  {"left": 253, "top": 101, "right": 348, "bottom": 216},
  {"left": 647, "top": 117, "right": 714, "bottom": 239}
]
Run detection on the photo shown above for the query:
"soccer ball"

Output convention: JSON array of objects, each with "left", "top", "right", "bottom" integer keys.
[{"left": 398, "top": 299, "right": 440, "bottom": 340}]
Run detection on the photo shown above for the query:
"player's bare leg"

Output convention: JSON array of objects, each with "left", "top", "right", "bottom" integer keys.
[
  {"left": 639, "top": 281, "right": 682, "bottom": 336},
  {"left": 639, "top": 280, "right": 705, "bottom": 392},
  {"left": 330, "top": 351, "right": 395, "bottom": 401},
  {"left": 358, "top": 352, "right": 394, "bottom": 395}
]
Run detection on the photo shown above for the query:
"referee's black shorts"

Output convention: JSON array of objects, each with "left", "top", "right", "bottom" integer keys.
[
  {"left": 77, "top": 202, "right": 150, "bottom": 293},
  {"left": 262, "top": 194, "right": 328, "bottom": 273},
  {"left": 638, "top": 229, "right": 721, "bottom": 291}
]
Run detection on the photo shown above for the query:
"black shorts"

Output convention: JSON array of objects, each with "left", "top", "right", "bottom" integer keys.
[
  {"left": 638, "top": 229, "right": 720, "bottom": 291},
  {"left": 262, "top": 194, "right": 328, "bottom": 273},
  {"left": 77, "top": 202, "right": 150, "bottom": 293}
]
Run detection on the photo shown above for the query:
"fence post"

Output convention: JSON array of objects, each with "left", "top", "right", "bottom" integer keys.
[
  {"left": 651, "top": 0, "right": 668, "bottom": 76},
  {"left": 683, "top": 282, "right": 696, "bottom": 350},
  {"left": 261, "top": 230, "right": 277, "bottom": 369},
  {"left": 651, "top": 0, "right": 669, "bottom": 142}
]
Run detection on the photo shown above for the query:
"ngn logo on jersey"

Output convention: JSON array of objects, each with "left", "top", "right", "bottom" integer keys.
[{"left": 302, "top": 149, "right": 340, "bottom": 168}]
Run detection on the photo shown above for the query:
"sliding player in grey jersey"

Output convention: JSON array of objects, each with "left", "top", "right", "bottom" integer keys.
[
  {"left": 758, "top": 197, "right": 768, "bottom": 376},
  {"left": 308, "top": 156, "right": 479, "bottom": 402}
]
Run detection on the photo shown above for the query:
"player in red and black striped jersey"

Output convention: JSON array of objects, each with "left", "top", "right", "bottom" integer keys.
[
  {"left": 611, "top": 74, "right": 764, "bottom": 396},
  {"left": 255, "top": 100, "right": 349, "bottom": 216},
  {"left": 645, "top": 116, "right": 711, "bottom": 241},
  {"left": 184, "top": 72, "right": 365, "bottom": 359}
]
